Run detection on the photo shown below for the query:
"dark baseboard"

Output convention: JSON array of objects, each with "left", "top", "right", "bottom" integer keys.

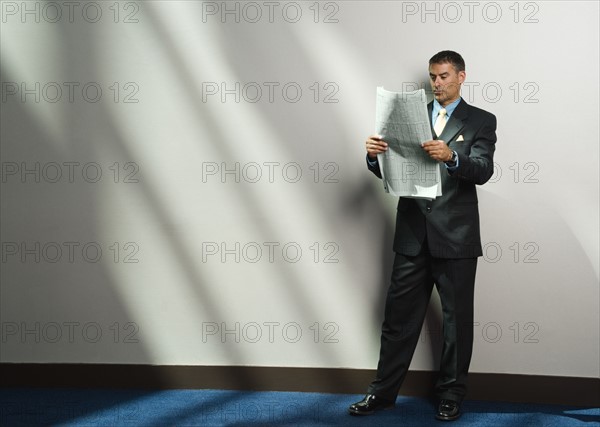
[{"left": 1, "top": 363, "right": 598, "bottom": 407}]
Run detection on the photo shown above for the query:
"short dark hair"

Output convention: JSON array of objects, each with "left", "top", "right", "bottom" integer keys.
[{"left": 429, "top": 50, "right": 465, "bottom": 72}]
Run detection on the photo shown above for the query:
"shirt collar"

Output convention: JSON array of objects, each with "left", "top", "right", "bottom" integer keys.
[{"left": 433, "top": 97, "right": 462, "bottom": 118}]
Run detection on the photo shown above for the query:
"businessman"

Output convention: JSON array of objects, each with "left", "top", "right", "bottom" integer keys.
[{"left": 349, "top": 51, "right": 497, "bottom": 421}]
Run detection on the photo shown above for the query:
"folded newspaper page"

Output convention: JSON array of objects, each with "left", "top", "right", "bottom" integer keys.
[{"left": 375, "top": 87, "right": 442, "bottom": 199}]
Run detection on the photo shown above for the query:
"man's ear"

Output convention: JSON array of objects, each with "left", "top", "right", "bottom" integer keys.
[{"left": 458, "top": 71, "right": 466, "bottom": 84}]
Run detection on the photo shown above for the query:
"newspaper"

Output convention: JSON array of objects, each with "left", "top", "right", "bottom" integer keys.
[{"left": 375, "top": 87, "right": 442, "bottom": 199}]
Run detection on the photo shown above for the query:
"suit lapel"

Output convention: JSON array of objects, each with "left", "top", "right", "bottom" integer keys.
[
  {"left": 438, "top": 117, "right": 463, "bottom": 143},
  {"left": 427, "top": 102, "right": 435, "bottom": 136}
]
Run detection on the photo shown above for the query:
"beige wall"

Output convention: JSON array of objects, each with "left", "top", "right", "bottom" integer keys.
[{"left": 1, "top": 1, "right": 598, "bottom": 378}]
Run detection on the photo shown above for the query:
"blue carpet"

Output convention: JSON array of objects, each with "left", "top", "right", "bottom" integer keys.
[{"left": 1, "top": 388, "right": 598, "bottom": 426}]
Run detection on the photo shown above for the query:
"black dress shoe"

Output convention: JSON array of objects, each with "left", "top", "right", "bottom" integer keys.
[
  {"left": 348, "top": 394, "right": 394, "bottom": 415},
  {"left": 435, "top": 399, "right": 461, "bottom": 421}
]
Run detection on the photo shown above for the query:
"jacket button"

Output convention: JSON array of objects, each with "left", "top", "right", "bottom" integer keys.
[{"left": 426, "top": 206, "right": 432, "bottom": 212}]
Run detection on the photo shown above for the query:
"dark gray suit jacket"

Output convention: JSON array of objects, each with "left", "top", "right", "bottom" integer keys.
[{"left": 368, "top": 98, "right": 497, "bottom": 258}]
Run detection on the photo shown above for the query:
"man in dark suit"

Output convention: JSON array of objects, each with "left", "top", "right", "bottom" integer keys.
[{"left": 349, "top": 51, "right": 497, "bottom": 421}]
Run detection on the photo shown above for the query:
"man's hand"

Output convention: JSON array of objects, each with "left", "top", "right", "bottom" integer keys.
[
  {"left": 366, "top": 134, "right": 388, "bottom": 160},
  {"left": 422, "top": 140, "right": 453, "bottom": 162}
]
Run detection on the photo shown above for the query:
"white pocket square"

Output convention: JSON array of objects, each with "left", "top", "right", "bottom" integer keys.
[{"left": 456, "top": 135, "right": 465, "bottom": 142}]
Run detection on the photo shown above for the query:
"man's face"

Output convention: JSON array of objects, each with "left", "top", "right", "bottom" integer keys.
[{"left": 429, "top": 62, "right": 465, "bottom": 107}]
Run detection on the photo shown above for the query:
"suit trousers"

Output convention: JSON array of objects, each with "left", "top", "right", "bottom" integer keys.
[{"left": 367, "top": 246, "right": 478, "bottom": 402}]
